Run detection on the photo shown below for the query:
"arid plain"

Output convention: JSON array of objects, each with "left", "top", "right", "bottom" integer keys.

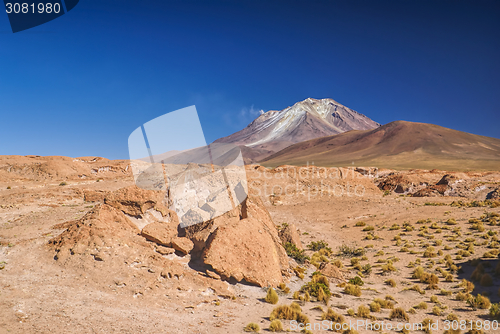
[{"left": 1, "top": 155, "right": 499, "bottom": 333}]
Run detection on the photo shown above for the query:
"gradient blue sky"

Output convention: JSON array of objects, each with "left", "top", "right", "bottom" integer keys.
[{"left": 1, "top": 0, "right": 499, "bottom": 159}]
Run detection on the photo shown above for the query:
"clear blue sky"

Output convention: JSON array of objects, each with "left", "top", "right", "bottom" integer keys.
[{"left": 1, "top": 0, "right": 499, "bottom": 159}]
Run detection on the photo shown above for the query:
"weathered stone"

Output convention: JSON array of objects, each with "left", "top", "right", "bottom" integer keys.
[{"left": 279, "top": 223, "right": 303, "bottom": 250}]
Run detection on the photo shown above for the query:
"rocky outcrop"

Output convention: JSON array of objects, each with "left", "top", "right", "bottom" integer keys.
[
  {"left": 83, "top": 189, "right": 109, "bottom": 202},
  {"left": 51, "top": 185, "right": 290, "bottom": 288},
  {"left": 377, "top": 174, "right": 414, "bottom": 193},
  {"left": 104, "top": 186, "right": 167, "bottom": 217},
  {"left": 279, "top": 223, "right": 303, "bottom": 250},
  {"left": 186, "top": 195, "right": 290, "bottom": 287}
]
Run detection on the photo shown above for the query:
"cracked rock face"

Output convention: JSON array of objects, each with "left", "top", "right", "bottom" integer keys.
[{"left": 186, "top": 195, "right": 290, "bottom": 287}]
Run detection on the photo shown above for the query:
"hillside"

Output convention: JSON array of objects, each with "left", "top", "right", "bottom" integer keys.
[{"left": 260, "top": 121, "right": 500, "bottom": 170}]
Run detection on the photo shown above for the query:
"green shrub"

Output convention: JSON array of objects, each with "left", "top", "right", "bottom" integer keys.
[
  {"left": 244, "top": 323, "right": 260, "bottom": 332},
  {"left": 284, "top": 242, "right": 309, "bottom": 264},
  {"left": 369, "top": 301, "right": 381, "bottom": 312},
  {"left": 300, "top": 274, "right": 331, "bottom": 302},
  {"left": 59, "top": 181, "right": 67, "bottom": 186},
  {"left": 269, "top": 319, "right": 283, "bottom": 332},
  {"left": 265, "top": 288, "right": 279, "bottom": 304},
  {"left": 414, "top": 302, "right": 428, "bottom": 310},
  {"left": 338, "top": 244, "right": 365, "bottom": 257},
  {"left": 321, "top": 307, "right": 345, "bottom": 324},
  {"left": 356, "top": 305, "right": 371, "bottom": 318},
  {"left": 355, "top": 221, "right": 366, "bottom": 227},
  {"left": 308, "top": 240, "right": 332, "bottom": 252},
  {"left": 467, "top": 294, "right": 491, "bottom": 310},
  {"left": 344, "top": 284, "right": 361, "bottom": 297},
  {"left": 389, "top": 307, "right": 409, "bottom": 322},
  {"left": 348, "top": 276, "right": 364, "bottom": 286},
  {"left": 490, "top": 303, "right": 500, "bottom": 320},
  {"left": 363, "top": 226, "right": 374, "bottom": 232}
]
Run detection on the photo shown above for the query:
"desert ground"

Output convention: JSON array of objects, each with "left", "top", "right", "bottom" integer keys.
[{"left": 1, "top": 155, "right": 500, "bottom": 333}]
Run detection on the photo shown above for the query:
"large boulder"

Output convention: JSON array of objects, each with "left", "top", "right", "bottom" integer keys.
[
  {"left": 186, "top": 195, "right": 290, "bottom": 287},
  {"left": 279, "top": 223, "right": 303, "bottom": 250}
]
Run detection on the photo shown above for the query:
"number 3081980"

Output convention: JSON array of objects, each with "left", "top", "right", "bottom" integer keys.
[{"left": 5, "top": 3, "right": 61, "bottom": 14}]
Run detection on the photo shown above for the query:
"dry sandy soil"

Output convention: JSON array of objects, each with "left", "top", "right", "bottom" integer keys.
[{"left": 0, "top": 155, "right": 499, "bottom": 334}]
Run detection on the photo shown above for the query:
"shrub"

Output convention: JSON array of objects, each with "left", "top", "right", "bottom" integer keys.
[
  {"left": 321, "top": 308, "right": 345, "bottom": 324},
  {"left": 270, "top": 305, "right": 296, "bottom": 321},
  {"left": 290, "top": 302, "right": 301, "bottom": 312},
  {"left": 332, "top": 259, "right": 343, "bottom": 268},
  {"left": 432, "top": 305, "right": 441, "bottom": 316},
  {"left": 363, "top": 226, "right": 374, "bottom": 232},
  {"left": 356, "top": 305, "right": 371, "bottom": 318},
  {"left": 348, "top": 276, "right": 364, "bottom": 286},
  {"left": 480, "top": 273, "right": 493, "bottom": 286},
  {"left": 308, "top": 240, "right": 332, "bottom": 252},
  {"left": 278, "top": 283, "right": 290, "bottom": 294},
  {"left": 300, "top": 274, "right": 331, "bottom": 302},
  {"left": 389, "top": 307, "right": 409, "bottom": 322},
  {"left": 268, "top": 319, "right": 283, "bottom": 332},
  {"left": 490, "top": 303, "right": 500, "bottom": 320},
  {"left": 421, "top": 318, "right": 437, "bottom": 334},
  {"left": 440, "top": 289, "right": 452, "bottom": 296},
  {"left": 412, "top": 266, "right": 426, "bottom": 280},
  {"left": 338, "top": 244, "right": 365, "bottom": 257},
  {"left": 265, "top": 288, "right": 279, "bottom": 304},
  {"left": 413, "top": 302, "right": 428, "bottom": 310},
  {"left": 361, "top": 264, "right": 372, "bottom": 275},
  {"left": 284, "top": 243, "right": 309, "bottom": 264},
  {"left": 244, "top": 323, "right": 260, "bottom": 332},
  {"left": 406, "top": 285, "right": 425, "bottom": 295},
  {"left": 456, "top": 291, "right": 470, "bottom": 301},
  {"left": 369, "top": 301, "right": 381, "bottom": 312},
  {"left": 344, "top": 284, "right": 361, "bottom": 297},
  {"left": 385, "top": 279, "right": 396, "bottom": 287},
  {"left": 347, "top": 308, "right": 355, "bottom": 316},
  {"left": 381, "top": 262, "right": 397, "bottom": 273},
  {"left": 355, "top": 221, "right": 366, "bottom": 227},
  {"left": 459, "top": 279, "right": 475, "bottom": 293},
  {"left": 373, "top": 298, "right": 394, "bottom": 309},
  {"left": 59, "top": 181, "right": 67, "bottom": 186},
  {"left": 467, "top": 294, "right": 491, "bottom": 310}
]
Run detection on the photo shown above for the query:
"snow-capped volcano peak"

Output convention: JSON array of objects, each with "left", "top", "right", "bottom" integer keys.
[{"left": 215, "top": 97, "right": 380, "bottom": 161}]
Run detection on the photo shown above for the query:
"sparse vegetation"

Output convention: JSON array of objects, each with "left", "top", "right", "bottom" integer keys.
[
  {"left": 265, "top": 288, "right": 279, "bottom": 304},
  {"left": 389, "top": 307, "right": 409, "bottom": 322},
  {"left": 344, "top": 284, "right": 361, "bottom": 297},
  {"left": 244, "top": 323, "right": 260, "bottom": 332},
  {"left": 268, "top": 319, "right": 283, "bottom": 332}
]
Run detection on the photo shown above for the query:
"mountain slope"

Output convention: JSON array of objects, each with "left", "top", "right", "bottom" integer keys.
[
  {"left": 260, "top": 121, "right": 500, "bottom": 171},
  {"left": 215, "top": 97, "right": 380, "bottom": 161}
]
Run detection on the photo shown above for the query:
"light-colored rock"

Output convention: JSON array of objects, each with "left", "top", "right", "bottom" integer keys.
[
  {"left": 141, "top": 222, "right": 177, "bottom": 247},
  {"left": 279, "top": 223, "right": 303, "bottom": 250},
  {"left": 170, "top": 237, "right": 194, "bottom": 255},
  {"left": 319, "top": 262, "right": 345, "bottom": 282},
  {"left": 195, "top": 195, "right": 289, "bottom": 287}
]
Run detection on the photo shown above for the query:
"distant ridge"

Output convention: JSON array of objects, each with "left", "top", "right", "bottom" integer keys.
[{"left": 260, "top": 121, "right": 500, "bottom": 171}]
